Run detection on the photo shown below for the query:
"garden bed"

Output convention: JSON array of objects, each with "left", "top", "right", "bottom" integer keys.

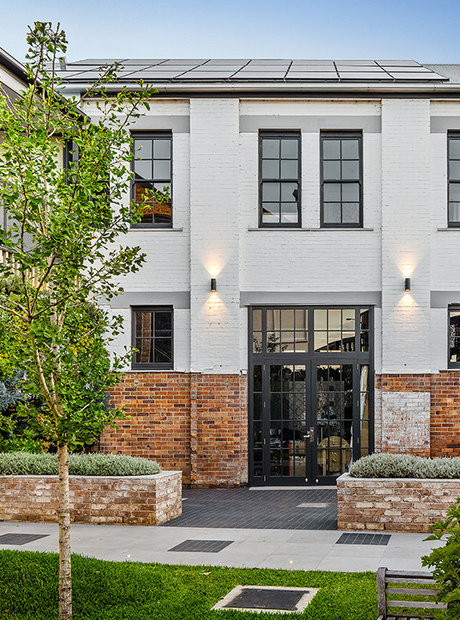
[
  {"left": 0, "top": 470, "right": 182, "bottom": 526},
  {"left": 337, "top": 473, "right": 460, "bottom": 532}
]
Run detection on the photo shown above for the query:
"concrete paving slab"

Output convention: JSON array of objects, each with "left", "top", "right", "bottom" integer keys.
[{"left": 0, "top": 521, "right": 442, "bottom": 574}]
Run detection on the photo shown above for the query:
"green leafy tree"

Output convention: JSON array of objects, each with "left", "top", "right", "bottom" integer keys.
[
  {"left": 0, "top": 22, "right": 158, "bottom": 620},
  {"left": 422, "top": 497, "right": 460, "bottom": 618}
]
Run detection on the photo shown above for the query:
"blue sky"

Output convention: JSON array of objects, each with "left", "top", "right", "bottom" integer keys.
[{"left": 1, "top": 0, "right": 459, "bottom": 63}]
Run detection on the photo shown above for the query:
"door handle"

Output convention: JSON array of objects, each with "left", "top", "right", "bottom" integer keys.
[{"left": 303, "top": 427, "right": 315, "bottom": 442}]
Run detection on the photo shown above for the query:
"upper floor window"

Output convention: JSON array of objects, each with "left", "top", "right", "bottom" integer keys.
[
  {"left": 320, "top": 132, "right": 362, "bottom": 228},
  {"left": 449, "top": 307, "right": 460, "bottom": 368},
  {"left": 132, "top": 133, "right": 172, "bottom": 228},
  {"left": 259, "top": 132, "right": 301, "bottom": 227},
  {"left": 448, "top": 133, "right": 460, "bottom": 227},
  {"left": 132, "top": 306, "right": 173, "bottom": 370}
]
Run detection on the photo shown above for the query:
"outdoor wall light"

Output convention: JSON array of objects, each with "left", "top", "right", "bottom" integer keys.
[
  {"left": 210, "top": 278, "right": 217, "bottom": 292},
  {"left": 404, "top": 277, "right": 411, "bottom": 292}
]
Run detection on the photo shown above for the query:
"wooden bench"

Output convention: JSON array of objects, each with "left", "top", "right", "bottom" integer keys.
[{"left": 377, "top": 567, "right": 447, "bottom": 619}]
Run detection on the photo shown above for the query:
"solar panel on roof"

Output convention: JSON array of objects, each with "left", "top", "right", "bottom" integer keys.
[
  {"left": 289, "top": 65, "right": 336, "bottom": 71},
  {"left": 180, "top": 71, "right": 236, "bottom": 79},
  {"left": 389, "top": 72, "right": 444, "bottom": 80},
  {"left": 382, "top": 66, "right": 432, "bottom": 72},
  {"left": 58, "top": 58, "right": 450, "bottom": 83},
  {"left": 70, "top": 58, "right": 126, "bottom": 65},
  {"left": 378, "top": 60, "right": 420, "bottom": 66},
  {"left": 290, "top": 59, "right": 334, "bottom": 65},
  {"left": 161, "top": 59, "right": 207, "bottom": 64},
  {"left": 205, "top": 59, "right": 249, "bottom": 64},
  {"left": 285, "top": 72, "right": 338, "bottom": 79},
  {"left": 336, "top": 60, "right": 378, "bottom": 66},
  {"left": 337, "top": 72, "right": 393, "bottom": 79},
  {"left": 235, "top": 72, "right": 287, "bottom": 78},
  {"left": 335, "top": 64, "right": 386, "bottom": 71},
  {"left": 121, "top": 71, "right": 182, "bottom": 79}
]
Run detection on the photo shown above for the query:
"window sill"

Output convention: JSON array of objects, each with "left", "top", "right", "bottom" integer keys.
[
  {"left": 130, "top": 368, "right": 175, "bottom": 372},
  {"left": 129, "top": 227, "right": 183, "bottom": 232},
  {"left": 437, "top": 227, "right": 460, "bottom": 231},
  {"left": 248, "top": 227, "right": 374, "bottom": 232}
]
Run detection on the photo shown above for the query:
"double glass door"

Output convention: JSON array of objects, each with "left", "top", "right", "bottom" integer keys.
[{"left": 249, "top": 307, "right": 373, "bottom": 486}]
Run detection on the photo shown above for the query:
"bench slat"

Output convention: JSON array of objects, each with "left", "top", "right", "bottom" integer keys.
[
  {"left": 386, "top": 570, "right": 435, "bottom": 578},
  {"left": 386, "top": 587, "right": 440, "bottom": 596},
  {"left": 386, "top": 577, "right": 436, "bottom": 585},
  {"left": 387, "top": 599, "right": 447, "bottom": 609}
]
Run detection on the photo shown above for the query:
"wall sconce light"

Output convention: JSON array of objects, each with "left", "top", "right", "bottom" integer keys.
[
  {"left": 404, "top": 277, "right": 411, "bottom": 292},
  {"left": 210, "top": 278, "right": 217, "bottom": 292}
]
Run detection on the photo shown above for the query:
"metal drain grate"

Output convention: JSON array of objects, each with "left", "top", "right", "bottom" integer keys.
[
  {"left": 213, "top": 585, "right": 318, "bottom": 614},
  {"left": 0, "top": 533, "right": 49, "bottom": 546},
  {"left": 168, "top": 539, "right": 233, "bottom": 553},
  {"left": 336, "top": 533, "right": 391, "bottom": 546},
  {"left": 296, "top": 503, "right": 331, "bottom": 509}
]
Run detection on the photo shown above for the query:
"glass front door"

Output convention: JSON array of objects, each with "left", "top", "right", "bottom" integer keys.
[{"left": 249, "top": 307, "right": 373, "bottom": 486}]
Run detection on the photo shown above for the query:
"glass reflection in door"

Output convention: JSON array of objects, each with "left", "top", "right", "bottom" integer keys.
[
  {"left": 269, "top": 365, "right": 307, "bottom": 478},
  {"left": 316, "top": 364, "right": 353, "bottom": 478}
]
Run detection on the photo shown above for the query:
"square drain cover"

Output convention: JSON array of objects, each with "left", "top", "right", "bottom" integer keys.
[
  {"left": 168, "top": 539, "right": 233, "bottom": 553},
  {"left": 213, "top": 585, "right": 318, "bottom": 614},
  {"left": 336, "top": 533, "right": 390, "bottom": 546},
  {"left": 0, "top": 533, "right": 49, "bottom": 545}
]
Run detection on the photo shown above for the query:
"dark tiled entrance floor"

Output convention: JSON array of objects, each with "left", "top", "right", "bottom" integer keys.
[{"left": 163, "top": 488, "right": 337, "bottom": 530}]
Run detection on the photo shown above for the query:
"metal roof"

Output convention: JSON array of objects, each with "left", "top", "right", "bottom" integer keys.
[
  {"left": 56, "top": 58, "right": 450, "bottom": 84},
  {"left": 0, "top": 46, "right": 28, "bottom": 83}
]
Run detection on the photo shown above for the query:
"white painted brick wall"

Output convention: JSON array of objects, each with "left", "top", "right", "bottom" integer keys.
[
  {"left": 189, "top": 98, "right": 240, "bottom": 373},
  {"left": 381, "top": 99, "right": 432, "bottom": 373},
  {"left": 103, "top": 96, "right": 457, "bottom": 381}
]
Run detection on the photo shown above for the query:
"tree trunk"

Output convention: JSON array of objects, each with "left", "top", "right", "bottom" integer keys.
[{"left": 58, "top": 442, "right": 72, "bottom": 620}]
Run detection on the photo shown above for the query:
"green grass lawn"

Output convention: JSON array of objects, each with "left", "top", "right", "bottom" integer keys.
[{"left": 0, "top": 550, "right": 377, "bottom": 619}]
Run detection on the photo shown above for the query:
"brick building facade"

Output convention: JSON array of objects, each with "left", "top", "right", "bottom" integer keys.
[{"left": 54, "top": 58, "right": 460, "bottom": 487}]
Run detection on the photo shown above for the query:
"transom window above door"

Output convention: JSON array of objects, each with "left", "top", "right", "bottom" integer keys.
[
  {"left": 320, "top": 132, "right": 363, "bottom": 228},
  {"left": 251, "top": 306, "right": 371, "bottom": 355},
  {"left": 259, "top": 132, "right": 301, "bottom": 227}
]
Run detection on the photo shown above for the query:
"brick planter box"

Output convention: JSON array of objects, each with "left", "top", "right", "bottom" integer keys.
[
  {"left": 337, "top": 473, "right": 460, "bottom": 533},
  {"left": 0, "top": 470, "right": 182, "bottom": 526}
]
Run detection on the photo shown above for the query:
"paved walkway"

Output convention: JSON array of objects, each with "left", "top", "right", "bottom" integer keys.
[
  {"left": 0, "top": 519, "right": 441, "bottom": 573},
  {"left": 164, "top": 488, "right": 337, "bottom": 530}
]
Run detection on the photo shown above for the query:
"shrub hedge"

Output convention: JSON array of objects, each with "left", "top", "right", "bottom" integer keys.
[
  {"left": 0, "top": 452, "right": 161, "bottom": 476},
  {"left": 349, "top": 453, "right": 460, "bottom": 479}
]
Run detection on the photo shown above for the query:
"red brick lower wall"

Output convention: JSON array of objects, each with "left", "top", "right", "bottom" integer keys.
[
  {"left": 376, "top": 372, "right": 460, "bottom": 457},
  {"left": 431, "top": 372, "right": 460, "bottom": 457},
  {"left": 101, "top": 372, "right": 248, "bottom": 487}
]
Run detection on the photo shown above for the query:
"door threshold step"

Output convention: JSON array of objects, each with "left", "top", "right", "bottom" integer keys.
[{"left": 249, "top": 486, "right": 336, "bottom": 491}]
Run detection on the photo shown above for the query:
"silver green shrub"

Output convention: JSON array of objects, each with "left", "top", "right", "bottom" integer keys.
[
  {"left": 349, "top": 453, "right": 460, "bottom": 479},
  {"left": 0, "top": 452, "right": 160, "bottom": 476}
]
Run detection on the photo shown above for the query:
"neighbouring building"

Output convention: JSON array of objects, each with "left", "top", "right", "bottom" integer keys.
[{"left": 18, "top": 57, "right": 460, "bottom": 486}]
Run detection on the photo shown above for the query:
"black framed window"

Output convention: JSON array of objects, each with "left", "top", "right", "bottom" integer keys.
[
  {"left": 259, "top": 132, "right": 301, "bottom": 227},
  {"left": 448, "top": 133, "right": 460, "bottom": 227},
  {"left": 132, "top": 306, "right": 173, "bottom": 369},
  {"left": 131, "top": 133, "right": 172, "bottom": 228},
  {"left": 448, "top": 307, "right": 460, "bottom": 368},
  {"left": 320, "top": 132, "right": 363, "bottom": 228}
]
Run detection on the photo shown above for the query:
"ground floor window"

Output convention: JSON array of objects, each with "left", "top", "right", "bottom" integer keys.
[
  {"left": 249, "top": 305, "right": 373, "bottom": 486},
  {"left": 131, "top": 306, "right": 173, "bottom": 370},
  {"left": 449, "top": 307, "right": 460, "bottom": 368}
]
